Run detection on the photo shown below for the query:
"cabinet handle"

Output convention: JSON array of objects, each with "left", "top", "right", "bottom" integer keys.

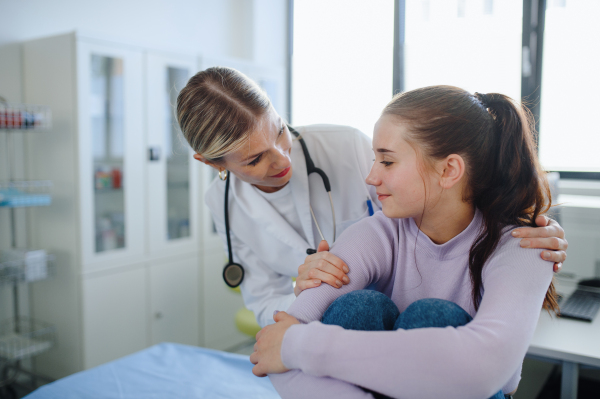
[
  {"left": 148, "top": 147, "right": 161, "bottom": 161},
  {"left": 155, "top": 312, "right": 163, "bottom": 320}
]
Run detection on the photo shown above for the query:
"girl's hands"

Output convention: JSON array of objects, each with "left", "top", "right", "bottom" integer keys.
[
  {"left": 294, "top": 240, "right": 350, "bottom": 296},
  {"left": 250, "top": 311, "right": 300, "bottom": 377},
  {"left": 511, "top": 215, "right": 568, "bottom": 273}
]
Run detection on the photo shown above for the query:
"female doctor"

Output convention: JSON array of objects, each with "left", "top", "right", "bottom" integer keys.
[{"left": 176, "top": 66, "right": 568, "bottom": 327}]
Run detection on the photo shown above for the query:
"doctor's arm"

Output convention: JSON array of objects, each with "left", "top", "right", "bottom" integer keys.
[
  {"left": 236, "top": 245, "right": 297, "bottom": 327},
  {"left": 208, "top": 207, "right": 296, "bottom": 327}
]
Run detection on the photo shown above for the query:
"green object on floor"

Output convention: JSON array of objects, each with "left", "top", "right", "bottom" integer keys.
[{"left": 235, "top": 308, "right": 261, "bottom": 337}]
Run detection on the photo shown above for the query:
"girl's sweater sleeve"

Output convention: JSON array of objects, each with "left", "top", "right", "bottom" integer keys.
[
  {"left": 271, "top": 230, "right": 553, "bottom": 399},
  {"left": 268, "top": 212, "right": 398, "bottom": 399},
  {"left": 284, "top": 211, "right": 398, "bottom": 324}
]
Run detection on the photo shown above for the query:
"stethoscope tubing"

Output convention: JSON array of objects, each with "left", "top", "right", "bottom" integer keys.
[
  {"left": 222, "top": 126, "right": 335, "bottom": 287},
  {"left": 224, "top": 175, "right": 234, "bottom": 262}
]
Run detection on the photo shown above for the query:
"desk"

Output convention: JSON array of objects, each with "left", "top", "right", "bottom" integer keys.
[
  {"left": 527, "top": 276, "right": 600, "bottom": 399},
  {"left": 25, "top": 343, "right": 280, "bottom": 399}
]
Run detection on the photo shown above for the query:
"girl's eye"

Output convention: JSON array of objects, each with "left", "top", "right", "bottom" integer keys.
[
  {"left": 380, "top": 161, "right": 393, "bottom": 167},
  {"left": 278, "top": 126, "right": 285, "bottom": 137},
  {"left": 248, "top": 154, "right": 263, "bottom": 166}
]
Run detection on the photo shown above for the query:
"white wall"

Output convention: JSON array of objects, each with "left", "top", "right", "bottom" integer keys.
[{"left": 0, "top": 0, "right": 287, "bottom": 65}]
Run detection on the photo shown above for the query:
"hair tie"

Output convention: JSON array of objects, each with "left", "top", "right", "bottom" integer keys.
[{"left": 474, "top": 92, "right": 490, "bottom": 108}]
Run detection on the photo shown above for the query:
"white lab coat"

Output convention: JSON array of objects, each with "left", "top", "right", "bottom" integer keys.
[{"left": 205, "top": 124, "right": 380, "bottom": 327}]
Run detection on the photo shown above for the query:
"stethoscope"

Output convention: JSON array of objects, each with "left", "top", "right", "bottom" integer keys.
[{"left": 222, "top": 125, "right": 336, "bottom": 288}]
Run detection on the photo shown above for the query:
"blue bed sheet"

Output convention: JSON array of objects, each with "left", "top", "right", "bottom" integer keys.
[{"left": 25, "top": 343, "right": 281, "bottom": 399}]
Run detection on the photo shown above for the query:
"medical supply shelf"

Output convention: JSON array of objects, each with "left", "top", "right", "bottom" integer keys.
[
  {"left": 0, "top": 180, "right": 52, "bottom": 208},
  {"left": 0, "top": 253, "right": 55, "bottom": 286},
  {"left": 0, "top": 102, "right": 51, "bottom": 131},
  {"left": 0, "top": 99, "right": 56, "bottom": 393},
  {"left": 0, "top": 317, "right": 56, "bottom": 361}
]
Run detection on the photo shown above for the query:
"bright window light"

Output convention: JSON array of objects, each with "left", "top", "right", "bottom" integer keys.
[
  {"left": 539, "top": 0, "right": 600, "bottom": 172},
  {"left": 292, "top": 0, "right": 394, "bottom": 137},
  {"left": 405, "top": 0, "right": 522, "bottom": 101}
]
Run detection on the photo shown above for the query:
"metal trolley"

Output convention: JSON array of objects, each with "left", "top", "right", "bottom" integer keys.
[{"left": 1, "top": 99, "right": 56, "bottom": 396}]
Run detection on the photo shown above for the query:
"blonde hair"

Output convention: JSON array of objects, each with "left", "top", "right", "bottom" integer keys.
[{"left": 176, "top": 66, "right": 271, "bottom": 162}]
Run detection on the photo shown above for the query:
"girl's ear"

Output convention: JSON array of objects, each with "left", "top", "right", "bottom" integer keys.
[
  {"left": 439, "top": 154, "right": 465, "bottom": 189},
  {"left": 193, "top": 153, "right": 223, "bottom": 172}
]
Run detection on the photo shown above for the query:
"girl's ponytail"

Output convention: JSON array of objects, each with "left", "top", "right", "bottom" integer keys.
[
  {"left": 471, "top": 92, "right": 543, "bottom": 226},
  {"left": 470, "top": 92, "right": 558, "bottom": 313}
]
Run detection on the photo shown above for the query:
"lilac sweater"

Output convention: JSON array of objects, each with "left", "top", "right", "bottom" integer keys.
[{"left": 269, "top": 210, "right": 553, "bottom": 399}]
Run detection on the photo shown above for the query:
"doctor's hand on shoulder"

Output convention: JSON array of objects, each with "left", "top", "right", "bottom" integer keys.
[
  {"left": 294, "top": 240, "right": 350, "bottom": 296},
  {"left": 512, "top": 214, "right": 568, "bottom": 273}
]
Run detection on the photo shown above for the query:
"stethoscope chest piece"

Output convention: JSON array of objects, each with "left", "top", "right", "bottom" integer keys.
[{"left": 223, "top": 262, "right": 244, "bottom": 288}]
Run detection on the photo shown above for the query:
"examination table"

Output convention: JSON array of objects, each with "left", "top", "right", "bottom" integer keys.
[{"left": 25, "top": 343, "right": 280, "bottom": 399}]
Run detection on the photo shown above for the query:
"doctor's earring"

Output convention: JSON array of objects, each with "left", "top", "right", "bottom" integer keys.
[{"left": 218, "top": 170, "right": 228, "bottom": 181}]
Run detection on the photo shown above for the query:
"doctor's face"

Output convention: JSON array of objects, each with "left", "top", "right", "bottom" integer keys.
[
  {"left": 221, "top": 108, "right": 293, "bottom": 193},
  {"left": 366, "top": 115, "right": 438, "bottom": 220}
]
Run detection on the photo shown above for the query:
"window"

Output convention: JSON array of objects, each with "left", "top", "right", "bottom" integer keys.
[
  {"left": 538, "top": 0, "right": 600, "bottom": 173},
  {"left": 291, "top": 0, "right": 600, "bottom": 178},
  {"left": 292, "top": 0, "right": 394, "bottom": 137},
  {"left": 404, "top": 0, "right": 523, "bottom": 101}
]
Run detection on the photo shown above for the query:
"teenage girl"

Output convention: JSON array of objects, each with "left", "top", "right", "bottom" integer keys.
[{"left": 250, "top": 86, "right": 560, "bottom": 399}]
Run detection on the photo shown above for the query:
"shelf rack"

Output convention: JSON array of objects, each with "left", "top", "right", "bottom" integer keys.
[
  {"left": 0, "top": 253, "right": 56, "bottom": 286},
  {"left": 0, "top": 180, "right": 52, "bottom": 208},
  {"left": 0, "top": 102, "right": 51, "bottom": 131},
  {"left": 0, "top": 98, "right": 56, "bottom": 393},
  {"left": 0, "top": 317, "right": 56, "bottom": 362}
]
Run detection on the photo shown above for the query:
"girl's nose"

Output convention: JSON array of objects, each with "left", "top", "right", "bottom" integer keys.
[{"left": 365, "top": 165, "right": 380, "bottom": 186}]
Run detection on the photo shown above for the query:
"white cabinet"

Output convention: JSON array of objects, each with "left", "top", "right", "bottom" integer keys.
[
  {"left": 82, "top": 265, "right": 148, "bottom": 369},
  {"left": 23, "top": 32, "right": 205, "bottom": 378},
  {"left": 149, "top": 255, "right": 199, "bottom": 346}
]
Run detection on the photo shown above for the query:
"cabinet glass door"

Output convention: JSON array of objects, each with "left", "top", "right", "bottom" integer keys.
[
  {"left": 90, "top": 55, "right": 126, "bottom": 253},
  {"left": 166, "top": 67, "right": 190, "bottom": 240},
  {"left": 146, "top": 53, "right": 197, "bottom": 256},
  {"left": 78, "top": 39, "right": 144, "bottom": 268}
]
